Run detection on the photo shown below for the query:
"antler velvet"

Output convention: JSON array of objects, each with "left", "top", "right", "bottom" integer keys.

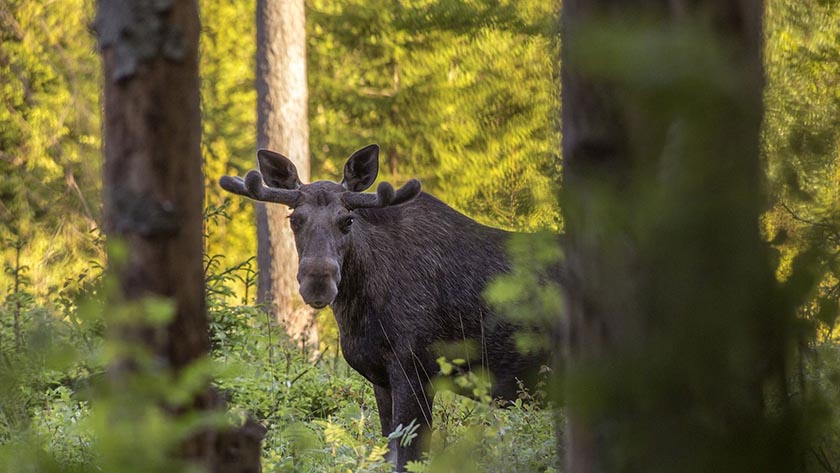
[
  {"left": 220, "top": 170, "right": 421, "bottom": 210},
  {"left": 219, "top": 170, "right": 302, "bottom": 207},
  {"left": 341, "top": 179, "right": 422, "bottom": 209}
]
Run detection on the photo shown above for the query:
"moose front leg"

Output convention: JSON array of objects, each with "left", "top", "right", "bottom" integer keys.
[
  {"left": 373, "top": 383, "right": 400, "bottom": 466},
  {"left": 373, "top": 384, "right": 393, "bottom": 436},
  {"left": 387, "top": 376, "right": 434, "bottom": 472}
]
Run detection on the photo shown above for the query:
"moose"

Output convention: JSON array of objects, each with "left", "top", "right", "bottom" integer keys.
[{"left": 220, "top": 144, "right": 553, "bottom": 470}]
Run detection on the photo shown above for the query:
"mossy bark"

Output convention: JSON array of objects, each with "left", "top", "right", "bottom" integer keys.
[
  {"left": 96, "top": 0, "right": 263, "bottom": 470},
  {"left": 560, "top": 1, "right": 798, "bottom": 471}
]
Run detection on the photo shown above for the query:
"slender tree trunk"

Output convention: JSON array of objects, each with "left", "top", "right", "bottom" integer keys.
[
  {"left": 95, "top": 1, "right": 263, "bottom": 470},
  {"left": 255, "top": 0, "right": 317, "bottom": 347},
  {"left": 560, "top": 1, "right": 798, "bottom": 471}
]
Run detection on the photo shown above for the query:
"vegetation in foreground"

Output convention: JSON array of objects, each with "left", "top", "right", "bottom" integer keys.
[
  {"left": 0, "top": 223, "right": 560, "bottom": 471},
  {"left": 3, "top": 0, "right": 840, "bottom": 471}
]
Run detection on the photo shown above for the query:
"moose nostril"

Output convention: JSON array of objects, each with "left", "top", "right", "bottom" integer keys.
[
  {"left": 297, "top": 258, "right": 341, "bottom": 285},
  {"left": 298, "top": 274, "right": 339, "bottom": 309}
]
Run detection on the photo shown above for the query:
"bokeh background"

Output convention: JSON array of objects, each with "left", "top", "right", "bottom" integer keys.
[{"left": 2, "top": 0, "right": 840, "bottom": 471}]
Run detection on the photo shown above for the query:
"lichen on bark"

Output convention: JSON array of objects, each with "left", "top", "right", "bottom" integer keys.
[{"left": 93, "top": 0, "right": 186, "bottom": 81}]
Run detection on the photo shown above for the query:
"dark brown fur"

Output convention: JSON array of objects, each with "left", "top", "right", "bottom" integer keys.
[{"left": 220, "top": 145, "right": 551, "bottom": 470}]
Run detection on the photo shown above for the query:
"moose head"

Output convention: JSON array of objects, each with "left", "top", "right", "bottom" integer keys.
[{"left": 219, "top": 144, "right": 421, "bottom": 309}]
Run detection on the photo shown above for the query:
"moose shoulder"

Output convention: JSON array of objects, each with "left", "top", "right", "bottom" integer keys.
[{"left": 220, "top": 144, "right": 552, "bottom": 470}]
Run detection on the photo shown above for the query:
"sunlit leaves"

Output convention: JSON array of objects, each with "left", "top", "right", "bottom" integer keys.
[
  {"left": 0, "top": 0, "right": 103, "bottom": 295},
  {"left": 199, "top": 0, "right": 258, "bottom": 304},
  {"left": 307, "top": 0, "right": 561, "bottom": 232},
  {"left": 764, "top": 0, "right": 840, "bottom": 339}
]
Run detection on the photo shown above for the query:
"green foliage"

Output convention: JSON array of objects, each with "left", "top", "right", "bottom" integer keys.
[
  {"left": 204, "top": 235, "right": 559, "bottom": 471},
  {"left": 0, "top": 0, "right": 560, "bottom": 303},
  {"left": 1, "top": 0, "right": 565, "bottom": 468},
  {"left": 485, "top": 232, "right": 564, "bottom": 354},
  {"left": 0, "top": 259, "right": 243, "bottom": 473},
  {"left": 0, "top": 0, "right": 103, "bottom": 295},
  {"left": 0, "top": 265, "right": 101, "bottom": 472},
  {"left": 306, "top": 0, "right": 561, "bottom": 232},
  {"left": 4, "top": 0, "right": 840, "bottom": 471},
  {"left": 199, "top": 0, "right": 258, "bottom": 290},
  {"left": 0, "top": 221, "right": 559, "bottom": 472},
  {"left": 762, "top": 4, "right": 840, "bottom": 469},
  {"left": 420, "top": 358, "right": 558, "bottom": 473},
  {"left": 804, "top": 341, "right": 840, "bottom": 472},
  {"left": 763, "top": 0, "right": 840, "bottom": 340}
]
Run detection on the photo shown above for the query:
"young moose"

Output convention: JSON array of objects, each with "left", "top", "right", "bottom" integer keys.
[{"left": 220, "top": 145, "right": 549, "bottom": 470}]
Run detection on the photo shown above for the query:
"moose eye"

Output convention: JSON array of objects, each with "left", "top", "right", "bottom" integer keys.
[
  {"left": 289, "top": 214, "right": 305, "bottom": 231},
  {"left": 340, "top": 216, "right": 354, "bottom": 233}
]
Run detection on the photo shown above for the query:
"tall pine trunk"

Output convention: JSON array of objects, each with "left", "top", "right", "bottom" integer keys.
[
  {"left": 255, "top": 0, "right": 317, "bottom": 347},
  {"left": 95, "top": 1, "right": 263, "bottom": 470},
  {"left": 560, "top": 1, "right": 800, "bottom": 471}
]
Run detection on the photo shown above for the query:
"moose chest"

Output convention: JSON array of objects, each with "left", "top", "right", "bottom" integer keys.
[{"left": 333, "top": 308, "right": 392, "bottom": 387}]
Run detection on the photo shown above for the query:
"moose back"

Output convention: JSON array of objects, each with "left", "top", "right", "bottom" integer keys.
[{"left": 220, "top": 144, "right": 552, "bottom": 470}]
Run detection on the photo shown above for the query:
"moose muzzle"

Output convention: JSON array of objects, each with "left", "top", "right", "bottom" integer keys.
[{"left": 297, "top": 257, "right": 340, "bottom": 309}]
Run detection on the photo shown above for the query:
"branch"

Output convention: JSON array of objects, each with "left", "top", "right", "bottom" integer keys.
[{"left": 779, "top": 201, "right": 835, "bottom": 230}]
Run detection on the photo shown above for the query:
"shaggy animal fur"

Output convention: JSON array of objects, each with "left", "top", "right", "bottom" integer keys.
[{"left": 220, "top": 144, "right": 551, "bottom": 470}]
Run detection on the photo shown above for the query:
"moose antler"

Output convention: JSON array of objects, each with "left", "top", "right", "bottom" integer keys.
[
  {"left": 341, "top": 179, "right": 422, "bottom": 210},
  {"left": 219, "top": 170, "right": 302, "bottom": 207},
  {"left": 220, "top": 169, "right": 421, "bottom": 210}
]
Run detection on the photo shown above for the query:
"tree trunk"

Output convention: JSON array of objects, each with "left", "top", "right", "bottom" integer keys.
[
  {"left": 560, "top": 1, "right": 798, "bottom": 471},
  {"left": 255, "top": 0, "right": 317, "bottom": 347},
  {"left": 95, "top": 1, "right": 263, "bottom": 470}
]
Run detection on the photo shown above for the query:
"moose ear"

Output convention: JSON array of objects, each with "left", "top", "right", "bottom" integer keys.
[
  {"left": 341, "top": 144, "right": 379, "bottom": 192},
  {"left": 257, "top": 149, "right": 301, "bottom": 189}
]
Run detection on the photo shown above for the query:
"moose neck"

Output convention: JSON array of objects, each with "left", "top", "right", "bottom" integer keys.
[
  {"left": 330, "top": 192, "right": 511, "bottom": 324},
  {"left": 333, "top": 203, "right": 414, "bottom": 314}
]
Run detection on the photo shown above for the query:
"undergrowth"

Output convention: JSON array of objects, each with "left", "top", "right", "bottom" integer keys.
[
  {"left": 3, "top": 210, "right": 840, "bottom": 471},
  {"left": 0, "top": 224, "right": 560, "bottom": 472}
]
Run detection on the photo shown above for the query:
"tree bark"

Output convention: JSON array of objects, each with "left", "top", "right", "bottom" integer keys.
[
  {"left": 560, "top": 1, "right": 797, "bottom": 471},
  {"left": 96, "top": 0, "right": 263, "bottom": 470},
  {"left": 255, "top": 0, "right": 318, "bottom": 347}
]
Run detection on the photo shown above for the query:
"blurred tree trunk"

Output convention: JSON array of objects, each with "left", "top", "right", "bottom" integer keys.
[
  {"left": 561, "top": 1, "right": 799, "bottom": 472},
  {"left": 95, "top": 0, "right": 263, "bottom": 470},
  {"left": 255, "top": 0, "right": 318, "bottom": 347}
]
